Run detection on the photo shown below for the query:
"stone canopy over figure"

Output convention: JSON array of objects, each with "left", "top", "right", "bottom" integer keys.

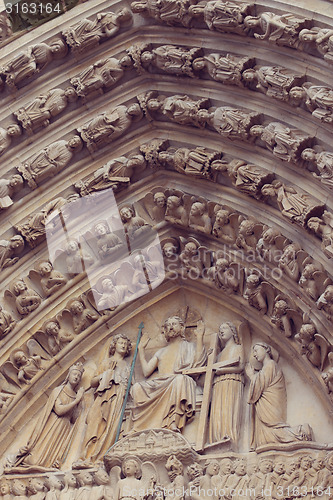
[{"left": 131, "top": 316, "right": 207, "bottom": 433}]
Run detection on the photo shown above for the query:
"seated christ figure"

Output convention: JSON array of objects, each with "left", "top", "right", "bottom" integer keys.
[{"left": 131, "top": 316, "right": 207, "bottom": 432}]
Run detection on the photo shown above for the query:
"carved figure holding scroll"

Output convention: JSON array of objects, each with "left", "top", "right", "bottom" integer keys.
[
  {"left": 10, "top": 279, "right": 41, "bottom": 316},
  {"left": 0, "top": 174, "right": 24, "bottom": 209}
]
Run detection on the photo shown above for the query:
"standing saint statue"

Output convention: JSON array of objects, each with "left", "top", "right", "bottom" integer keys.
[
  {"left": 131, "top": 316, "right": 207, "bottom": 433},
  {"left": 246, "top": 342, "right": 313, "bottom": 449},
  {"left": 209, "top": 322, "right": 244, "bottom": 444},
  {"left": 8, "top": 362, "right": 84, "bottom": 470},
  {"left": 82, "top": 334, "right": 132, "bottom": 462}
]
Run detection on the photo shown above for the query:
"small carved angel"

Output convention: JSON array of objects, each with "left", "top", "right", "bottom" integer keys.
[
  {"left": 66, "top": 298, "right": 99, "bottom": 334},
  {"left": 299, "top": 263, "right": 325, "bottom": 301},
  {"left": 113, "top": 457, "right": 161, "bottom": 500},
  {"left": 6, "top": 279, "right": 41, "bottom": 316},
  {"left": 307, "top": 212, "right": 333, "bottom": 258},
  {"left": 189, "top": 200, "right": 213, "bottom": 234},
  {"left": 119, "top": 205, "right": 152, "bottom": 241},
  {"left": 90, "top": 277, "right": 129, "bottom": 312},
  {"left": 165, "top": 191, "right": 190, "bottom": 226},
  {"left": 295, "top": 323, "right": 329, "bottom": 370},
  {"left": 278, "top": 243, "right": 304, "bottom": 282},
  {"left": 0, "top": 305, "right": 16, "bottom": 338},
  {"left": 207, "top": 256, "right": 241, "bottom": 293},
  {"left": 143, "top": 188, "right": 167, "bottom": 223},
  {"left": 212, "top": 207, "right": 238, "bottom": 244},
  {"left": 322, "top": 352, "right": 333, "bottom": 394},
  {"left": 317, "top": 284, "right": 333, "bottom": 319},
  {"left": 64, "top": 239, "right": 94, "bottom": 276},
  {"left": 179, "top": 237, "right": 210, "bottom": 279},
  {"left": 243, "top": 270, "right": 276, "bottom": 315},
  {"left": 256, "top": 227, "right": 287, "bottom": 264},
  {"left": 235, "top": 218, "right": 262, "bottom": 254},
  {"left": 5, "top": 340, "right": 48, "bottom": 385},
  {"left": 271, "top": 296, "right": 302, "bottom": 337},
  {"left": 91, "top": 221, "right": 124, "bottom": 260},
  {"left": 34, "top": 261, "right": 67, "bottom": 297},
  {"left": 41, "top": 319, "right": 75, "bottom": 355}
]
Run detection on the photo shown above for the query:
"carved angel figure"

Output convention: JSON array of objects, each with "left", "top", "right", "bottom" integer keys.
[
  {"left": 18, "top": 136, "right": 82, "bottom": 189},
  {"left": 302, "top": 148, "right": 333, "bottom": 188},
  {"left": 189, "top": 201, "right": 212, "bottom": 234},
  {"left": 43, "top": 319, "right": 75, "bottom": 355},
  {"left": 307, "top": 213, "right": 333, "bottom": 258},
  {"left": 243, "top": 271, "right": 275, "bottom": 315},
  {"left": 0, "top": 174, "right": 24, "bottom": 210},
  {"left": 271, "top": 298, "right": 302, "bottom": 338},
  {"left": 317, "top": 285, "right": 333, "bottom": 318},
  {"left": 10, "top": 347, "right": 43, "bottom": 385},
  {"left": 179, "top": 239, "right": 205, "bottom": 278},
  {"left": 67, "top": 298, "right": 99, "bottom": 334},
  {"left": 119, "top": 205, "right": 152, "bottom": 241},
  {"left": 95, "top": 278, "right": 128, "bottom": 311},
  {"left": 10, "top": 279, "right": 41, "bottom": 316},
  {"left": 71, "top": 55, "right": 132, "bottom": 99},
  {"left": 212, "top": 208, "right": 237, "bottom": 244},
  {"left": 14, "top": 87, "right": 77, "bottom": 135},
  {"left": 77, "top": 103, "right": 142, "bottom": 153},
  {"left": 198, "top": 53, "right": 254, "bottom": 86},
  {"left": 207, "top": 257, "right": 240, "bottom": 293},
  {"left": 82, "top": 334, "right": 132, "bottom": 462},
  {"left": 244, "top": 12, "right": 311, "bottom": 48},
  {"left": 64, "top": 239, "right": 94, "bottom": 276},
  {"left": 62, "top": 9, "right": 132, "bottom": 53},
  {"left": 165, "top": 194, "right": 188, "bottom": 226},
  {"left": 295, "top": 323, "right": 329, "bottom": 369},
  {"left": 0, "top": 305, "right": 15, "bottom": 339},
  {"left": 261, "top": 180, "right": 323, "bottom": 225},
  {"left": 0, "top": 235, "right": 25, "bottom": 271},
  {"left": 299, "top": 263, "right": 323, "bottom": 301},
  {"left": 322, "top": 352, "right": 333, "bottom": 394},
  {"left": 209, "top": 322, "right": 244, "bottom": 444},
  {"left": 242, "top": 65, "right": 304, "bottom": 101},
  {"left": 236, "top": 219, "right": 260, "bottom": 253},
  {"left": 256, "top": 227, "right": 284, "bottom": 264},
  {"left": 131, "top": 0, "right": 197, "bottom": 27},
  {"left": 93, "top": 221, "right": 123, "bottom": 259},
  {"left": 201, "top": 105, "right": 261, "bottom": 140},
  {"left": 278, "top": 243, "right": 301, "bottom": 281},
  {"left": 0, "top": 124, "right": 22, "bottom": 157},
  {"left": 246, "top": 342, "right": 313, "bottom": 449},
  {"left": 35, "top": 261, "right": 67, "bottom": 297},
  {"left": 251, "top": 122, "right": 313, "bottom": 162},
  {"left": 131, "top": 316, "right": 207, "bottom": 433},
  {"left": 8, "top": 362, "right": 84, "bottom": 470},
  {"left": 2, "top": 40, "right": 67, "bottom": 89},
  {"left": 190, "top": 0, "right": 254, "bottom": 35}
]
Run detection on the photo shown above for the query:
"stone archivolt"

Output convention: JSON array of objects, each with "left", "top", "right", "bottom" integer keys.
[{"left": 0, "top": 0, "right": 333, "bottom": 492}]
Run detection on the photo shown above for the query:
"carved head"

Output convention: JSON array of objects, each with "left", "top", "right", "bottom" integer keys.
[
  {"left": 300, "top": 456, "right": 312, "bottom": 470},
  {"left": 235, "top": 460, "right": 246, "bottom": 476},
  {"left": 167, "top": 195, "right": 181, "bottom": 209},
  {"left": 249, "top": 124, "right": 264, "bottom": 138},
  {"left": 45, "top": 320, "right": 60, "bottom": 337},
  {"left": 67, "top": 135, "right": 82, "bottom": 152},
  {"left": 215, "top": 209, "right": 229, "bottom": 225},
  {"left": 323, "top": 284, "right": 333, "bottom": 301},
  {"left": 37, "top": 261, "right": 53, "bottom": 276},
  {"left": 215, "top": 258, "right": 229, "bottom": 272},
  {"left": 13, "top": 280, "right": 27, "bottom": 295},
  {"left": 301, "top": 263, "right": 316, "bottom": 279},
  {"left": 289, "top": 86, "right": 306, "bottom": 105},
  {"left": 165, "top": 455, "right": 183, "bottom": 479},
  {"left": 204, "top": 460, "right": 220, "bottom": 476},
  {"left": 120, "top": 55, "right": 133, "bottom": 68},
  {"left": 163, "top": 242, "right": 177, "bottom": 259},
  {"left": 9, "top": 174, "right": 24, "bottom": 190},
  {"left": 66, "top": 239, "right": 79, "bottom": 254},
  {"left": 183, "top": 242, "right": 197, "bottom": 256},
  {"left": 192, "top": 57, "right": 206, "bottom": 71},
  {"left": 6, "top": 124, "right": 21, "bottom": 137},
  {"left": 252, "top": 343, "right": 272, "bottom": 362},
  {"left": 122, "top": 457, "right": 142, "bottom": 479},
  {"left": 273, "top": 299, "right": 288, "bottom": 317},
  {"left": 147, "top": 99, "right": 162, "bottom": 112},
  {"left": 101, "top": 278, "right": 114, "bottom": 292},
  {"left": 190, "top": 202, "right": 205, "bottom": 217},
  {"left": 120, "top": 206, "right": 134, "bottom": 222},
  {"left": 219, "top": 458, "right": 233, "bottom": 474},
  {"left": 301, "top": 148, "right": 316, "bottom": 162},
  {"left": 244, "top": 15, "right": 260, "bottom": 28},
  {"left": 141, "top": 51, "right": 154, "bottom": 65},
  {"left": 9, "top": 235, "right": 24, "bottom": 252},
  {"left": 258, "top": 459, "right": 273, "bottom": 474},
  {"left": 94, "top": 469, "right": 110, "bottom": 486},
  {"left": 163, "top": 316, "right": 185, "bottom": 342},
  {"left": 28, "top": 478, "right": 45, "bottom": 494},
  {"left": 50, "top": 39, "right": 68, "bottom": 58},
  {"left": 109, "top": 333, "right": 132, "bottom": 357},
  {"left": 218, "top": 322, "right": 239, "bottom": 345},
  {"left": 154, "top": 192, "right": 166, "bottom": 207},
  {"left": 69, "top": 300, "right": 84, "bottom": 315},
  {"left": 246, "top": 273, "right": 260, "bottom": 289},
  {"left": 0, "top": 478, "right": 10, "bottom": 495},
  {"left": 11, "top": 479, "right": 27, "bottom": 496},
  {"left": 117, "top": 7, "right": 132, "bottom": 22},
  {"left": 274, "top": 460, "right": 285, "bottom": 475},
  {"left": 13, "top": 350, "right": 27, "bottom": 367},
  {"left": 299, "top": 323, "right": 316, "bottom": 341},
  {"left": 262, "top": 227, "right": 278, "bottom": 243},
  {"left": 187, "top": 462, "right": 203, "bottom": 481},
  {"left": 239, "top": 219, "right": 255, "bottom": 235},
  {"left": 242, "top": 68, "right": 257, "bottom": 83},
  {"left": 307, "top": 217, "right": 322, "bottom": 233},
  {"left": 127, "top": 103, "right": 143, "bottom": 119},
  {"left": 94, "top": 221, "right": 109, "bottom": 236},
  {"left": 64, "top": 473, "right": 77, "bottom": 489},
  {"left": 64, "top": 87, "right": 78, "bottom": 103},
  {"left": 77, "top": 471, "right": 93, "bottom": 487}
]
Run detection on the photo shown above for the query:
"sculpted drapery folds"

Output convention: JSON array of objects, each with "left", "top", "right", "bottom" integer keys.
[
  {"left": 209, "top": 322, "right": 244, "bottom": 445},
  {"left": 131, "top": 316, "right": 207, "bottom": 433},
  {"left": 82, "top": 334, "right": 132, "bottom": 463},
  {"left": 8, "top": 362, "right": 84, "bottom": 470},
  {"left": 246, "top": 343, "right": 313, "bottom": 449}
]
